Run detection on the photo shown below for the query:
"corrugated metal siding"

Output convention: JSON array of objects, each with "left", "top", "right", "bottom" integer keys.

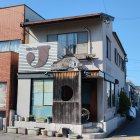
[
  {"left": 18, "top": 42, "right": 60, "bottom": 72},
  {"left": 53, "top": 71, "right": 81, "bottom": 124}
]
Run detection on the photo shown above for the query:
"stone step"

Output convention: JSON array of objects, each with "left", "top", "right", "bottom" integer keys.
[
  {"left": 83, "top": 126, "right": 101, "bottom": 133},
  {"left": 83, "top": 122, "right": 104, "bottom": 129},
  {"left": 92, "top": 122, "right": 104, "bottom": 129},
  {"left": 83, "top": 122, "right": 93, "bottom": 128},
  {"left": 82, "top": 132, "right": 107, "bottom": 139}
]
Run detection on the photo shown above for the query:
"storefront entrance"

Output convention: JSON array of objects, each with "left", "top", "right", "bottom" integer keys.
[{"left": 82, "top": 78, "right": 97, "bottom": 122}]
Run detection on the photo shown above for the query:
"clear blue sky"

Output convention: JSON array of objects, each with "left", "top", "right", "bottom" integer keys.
[{"left": 0, "top": 0, "right": 140, "bottom": 85}]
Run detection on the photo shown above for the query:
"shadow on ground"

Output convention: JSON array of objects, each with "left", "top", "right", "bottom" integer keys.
[{"left": 107, "top": 111, "right": 140, "bottom": 138}]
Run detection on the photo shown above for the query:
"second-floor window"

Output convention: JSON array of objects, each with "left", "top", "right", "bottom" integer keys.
[
  {"left": 106, "top": 36, "right": 111, "bottom": 60},
  {"left": 0, "top": 40, "right": 20, "bottom": 53},
  {"left": 114, "top": 48, "right": 125, "bottom": 71},
  {"left": 47, "top": 31, "right": 88, "bottom": 55}
]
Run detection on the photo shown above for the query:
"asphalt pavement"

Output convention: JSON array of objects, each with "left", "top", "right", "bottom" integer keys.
[{"left": 107, "top": 111, "right": 140, "bottom": 140}]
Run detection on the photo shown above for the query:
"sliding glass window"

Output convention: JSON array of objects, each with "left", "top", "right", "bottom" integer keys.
[
  {"left": 47, "top": 31, "right": 88, "bottom": 54},
  {"left": 31, "top": 79, "right": 53, "bottom": 119},
  {"left": 0, "top": 40, "right": 20, "bottom": 52},
  {"left": 107, "top": 81, "right": 115, "bottom": 108}
]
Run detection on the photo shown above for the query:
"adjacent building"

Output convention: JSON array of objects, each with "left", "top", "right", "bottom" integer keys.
[
  {"left": 15, "top": 13, "right": 127, "bottom": 138},
  {"left": 0, "top": 4, "right": 44, "bottom": 125},
  {"left": 135, "top": 86, "right": 140, "bottom": 110},
  {"left": 126, "top": 81, "right": 137, "bottom": 105}
]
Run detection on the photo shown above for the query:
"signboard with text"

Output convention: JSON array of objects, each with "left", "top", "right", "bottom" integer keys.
[{"left": 18, "top": 42, "right": 59, "bottom": 72}]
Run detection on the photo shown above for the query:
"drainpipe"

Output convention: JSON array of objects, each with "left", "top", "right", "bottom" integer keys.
[{"left": 84, "top": 27, "right": 92, "bottom": 54}]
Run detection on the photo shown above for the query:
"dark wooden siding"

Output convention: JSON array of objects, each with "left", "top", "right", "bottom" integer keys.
[{"left": 53, "top": 71, "right": 81, "bottom": 124}]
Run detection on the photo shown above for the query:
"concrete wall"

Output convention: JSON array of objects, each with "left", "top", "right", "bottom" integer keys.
[
  {"left": 102, "top": 21, "right": 126, "bottom": 121},
  {"left": 103, "top": 115, "right": 126, "bottom": 135},
  {"left": 25, "top": 17, "right": 126, "bottom": 123},
  {"left": 15, "top": 121, "right": 83, "bottom": 135},
  {"left": 102, "top": 22, "right": 125, "bottom": 86},
  {"left": 17, "top": 79, "right": 31, "bottom": 117}
]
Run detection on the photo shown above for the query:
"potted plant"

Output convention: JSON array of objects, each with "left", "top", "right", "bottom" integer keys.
[
  {"left": 41, "top": 129, "right": 47, "bottom": 136},
  {"left": 18, "top": 116, "right": 23, "bottom": 121},
  {"left": 29, "top": 115, "right": 35, "bottom": 122},
  {"left": 24, "top": 116, "right": 29, "bottom": 122},
  {"left": 36, "top": 118, "right": 46, "bottom": 123},
  {"left": 14, "top": 115, "right": 18, "bottom": 121},
  {"left": 47, "top": 116, "right": 52, "bottom": 124}
]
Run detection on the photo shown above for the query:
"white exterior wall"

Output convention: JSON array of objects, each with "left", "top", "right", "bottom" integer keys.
[
  {"left": 27, "top": 20, "right": 105, "bottom": 122},
  {"left": 17, "top": 79, "right": 31, "bottom": 117},
  {"left": 102, "top": 22, "right": 125, "bottom": 88},
  {"left": 28, "top": 19, "right": 104, "bottom": 71},
  {"left": 25, "top": 18, "right": 126, "bottom": 122},
  {"left": 102, "top": 22, "right": 126, "bottom": 121}
]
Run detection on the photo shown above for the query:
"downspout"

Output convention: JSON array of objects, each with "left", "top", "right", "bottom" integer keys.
[
  {"left": 84, "top": 27, "right": 92, "bottom": 54},
  {"left": 101, "top": 20, "right": 105, "bottom": 123}
]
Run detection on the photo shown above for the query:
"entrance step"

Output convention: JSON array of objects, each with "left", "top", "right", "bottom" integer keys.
[
  {"left": 83, "top": 126, "right": 100, "bottom": 133},
  {"left": 82, "top": 132, "right": 107, "bottom": 139},
  {"left": 82, "top": 122, "right": 105, "bottom": 139},
  {"left": 83, "top": 122, "right": 93, "bottom": 128},
  {"left": 83, "top": 122, "right": 104, "bottom": 130}
]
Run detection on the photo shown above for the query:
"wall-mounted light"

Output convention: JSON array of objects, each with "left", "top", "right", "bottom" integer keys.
[{"left": 115, "top": 79, "right": 119, "bottom": 85}]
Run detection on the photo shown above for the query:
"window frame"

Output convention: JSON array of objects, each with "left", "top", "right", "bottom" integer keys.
[
  {"left": 77, "top": 31, "right": 88, "bottom": 44},
  {"left": 114, "top": 48, "right": 125, "bottom": 72},
  {"left": 0, "top": 82, "right": 7, "bottom": 110},
  {"left": 106, "top": 36, "right": 111, "bottom": 60},
  {"left": 46, "top": 31, "right": 88, "bottom": 54},
  {"left": 31, "top": 79, "right": 53, "bottom": 106},
  {"left": 0, "top": 39, "right": 21, "bottom": 53},
  {"left": 107, "top": 81, "right": 111, "bottom": 108},
  {"left": 106, "top": 81, "right": 115, "bottom": 108},
  {"left": 31, "top": 79, "right": 53, "bottom": 118},
  {"left": 111, "top": 83, "right": 115, "bottom": 107}
]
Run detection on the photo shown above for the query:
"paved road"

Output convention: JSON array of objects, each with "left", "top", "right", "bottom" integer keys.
[
  {"left": 107, "top": 111, "right": 140, "bottom": 140},
  {"left": 0, "top": 132, "right": 65, "bottom": 140}
]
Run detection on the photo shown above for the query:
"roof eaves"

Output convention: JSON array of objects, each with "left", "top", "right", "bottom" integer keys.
[
  {"left": 22, "top": 13, "right": 114, "bottom": 27},
  {"left": 113, "top": 32, "right": 127, "bottom": 56}
]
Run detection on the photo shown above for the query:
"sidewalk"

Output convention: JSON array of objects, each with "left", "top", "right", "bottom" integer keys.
[{"left": 0, "top": 131, "right": 66, "bottom": 140}]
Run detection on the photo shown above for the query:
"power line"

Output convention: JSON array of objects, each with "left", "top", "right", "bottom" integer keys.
[
  {"left": 116, "top": 17, "right": 140, "bottom": 21},
  {"left": 102, "top": 0, "right": 108, "bottom": 14}
]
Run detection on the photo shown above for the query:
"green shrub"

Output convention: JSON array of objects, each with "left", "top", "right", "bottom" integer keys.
[{"left": 118, "top": 91, "right": 131, "bottom": 115}]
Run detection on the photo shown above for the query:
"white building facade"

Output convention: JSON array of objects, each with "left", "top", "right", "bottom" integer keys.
[{"left": 16, "top": 13, "right": 127, "bottom": 138}]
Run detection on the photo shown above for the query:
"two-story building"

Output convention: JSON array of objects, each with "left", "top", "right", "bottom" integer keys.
[
  {"left": 15, "top": 13, "right": 127, "bottom": 138},
  {"left": 0, "top": 4, "right": 44, "bottom": 126}
]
